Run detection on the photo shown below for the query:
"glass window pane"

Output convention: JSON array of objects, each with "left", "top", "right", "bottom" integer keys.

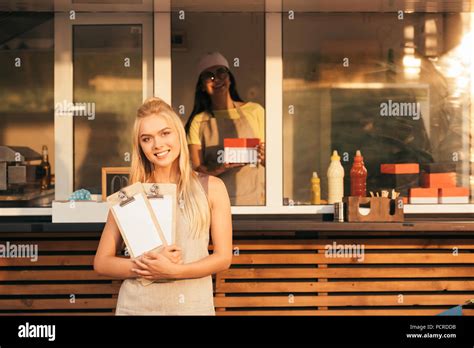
[
  {"left": 73, "top": 24, "right": 142, "bottom": 193},
  {"left": 171, "top": 1, "right": 266, "bottom": 206},
  {"left": 283, "top": 5, "right": 474, "bottom": 205},
  {"left": 0, "top": 13, "right": 54, "bottom": 207}
]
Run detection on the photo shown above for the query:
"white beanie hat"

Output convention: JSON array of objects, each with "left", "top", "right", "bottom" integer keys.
[{"left": 196, "top": 52, "right": 230, "bottom": 79}]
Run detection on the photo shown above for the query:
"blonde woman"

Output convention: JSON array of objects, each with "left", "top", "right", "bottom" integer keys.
[{"left": 94, "top": 97, "right": 233, "bottom": 315}]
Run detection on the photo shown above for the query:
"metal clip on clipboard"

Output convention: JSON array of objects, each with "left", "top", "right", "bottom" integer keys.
[
  {"left": 146, "top": 184, "right": 164, "bottom": 199},
  {"left": 118, "top": 190, "right": 135, "bottom": 207}
]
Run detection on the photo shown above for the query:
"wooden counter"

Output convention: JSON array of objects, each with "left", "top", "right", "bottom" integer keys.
[{"left": 1, "top": 217, "right": 473, "bottom": 315}]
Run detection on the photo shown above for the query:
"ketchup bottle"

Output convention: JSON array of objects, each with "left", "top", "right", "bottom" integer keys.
[{"left": 350, "top": 150, "right": 367, "bottom": 197}]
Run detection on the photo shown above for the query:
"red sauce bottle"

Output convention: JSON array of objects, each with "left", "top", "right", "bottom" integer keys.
[{"left": 350, "top": 150, "right": 367, "bottom": 197}]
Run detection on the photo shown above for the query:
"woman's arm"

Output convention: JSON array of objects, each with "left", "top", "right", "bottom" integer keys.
[
  {"left": 189, "top": 144, "right": 244, "bottom": 176},
  {"left": 94, "top": 211, "right": 138, "bottom": 279},
  {"left": 132, "top": 176, "right": 233, "bottom": 280}
]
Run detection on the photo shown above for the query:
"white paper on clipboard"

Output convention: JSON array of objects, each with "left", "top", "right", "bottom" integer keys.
[
  {"left": 143, "top": 183, "right": 177, "bottom": 245},
  {"left": 107, "top": 183, "right": 167, "bottom": 259},
  {"left": 111, "top": 195, "right": 164, "bottom": 257}
]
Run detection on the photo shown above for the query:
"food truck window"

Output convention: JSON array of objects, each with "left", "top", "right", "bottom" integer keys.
[
  {"left": 171, "top": 0, "right": 266, "bottom": 206},
  {"left": 0, "top": 12, "right": 54, "bottom": 208},
  {"left": 73, "top": 25, "right": 143, "bottom": 193},
  {"left": 282, "top": 3, "right": 473, "bottom": 206}
]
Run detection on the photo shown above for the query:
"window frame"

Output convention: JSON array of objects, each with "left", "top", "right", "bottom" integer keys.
[{"left": 53, "top": 12, "right": 153, "bottom": 203}]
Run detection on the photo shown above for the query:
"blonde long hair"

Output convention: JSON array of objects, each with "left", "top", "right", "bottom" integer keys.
[{"left": 130, "top": 97, "right": 210, "bottom": 239}]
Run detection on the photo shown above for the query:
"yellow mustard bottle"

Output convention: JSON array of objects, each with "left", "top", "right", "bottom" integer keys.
[{"left": 311, "top": 172, "right": 321, "bottom": 204}]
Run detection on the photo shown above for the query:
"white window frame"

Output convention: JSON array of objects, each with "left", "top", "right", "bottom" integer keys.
[{"left": 54, "top": 13, "right": 154, "bottom": 202}]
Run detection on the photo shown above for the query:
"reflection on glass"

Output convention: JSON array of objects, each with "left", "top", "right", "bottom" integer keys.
[
  {"left": 171, "top": 8, "right": 266, "bottom": 206},
  {"left": 73, "top": 25, "right": 142, "bottom": 193},
  {"left": 0, "top": 13, "right": 54, "bottom": 207},
  {"left": 283, "top": 10, "right": 473, "bottom": 205}
]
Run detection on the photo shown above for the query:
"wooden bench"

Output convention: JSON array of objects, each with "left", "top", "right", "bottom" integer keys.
[{"left": 1, "top": 228, "right": 473, "bottom": 315}]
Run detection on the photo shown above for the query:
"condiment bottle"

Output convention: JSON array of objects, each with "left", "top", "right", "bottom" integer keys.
[
  {"left": 327, "top": 150, "right": 344, "bottom": 204},
  {"left": 350, "top": 150, "right": 367, "bottom": 197},
  {"left": 311, "top": 172, "right": 321, "bottom": 204}
]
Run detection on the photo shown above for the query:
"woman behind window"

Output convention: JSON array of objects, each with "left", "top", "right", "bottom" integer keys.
[
  {"left": 94, "top": 97, "right": 233, "bottom": 315},
  {"left": 185, "top": 52, "right": 266, "bottom": 206}
]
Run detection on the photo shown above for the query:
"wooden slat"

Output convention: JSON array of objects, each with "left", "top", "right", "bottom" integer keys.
[
  {"left": 233, "top": 232, "right": 296, "bottom": 237},
  {"left": 230, "top": 253, "right": 474, "bottom": 264},
  {"left": 233, "top": 221, "right": 474, "bottom": 232},
  {"left": 6, "top": 308, "right": 466, "bottom": 316},
  {"left": 3, "top": 252, "right": 472, "bottom": 267},
  {"left": 0, "top": 270, "right": 112, "bottom": 281},
  {"left": 0, "top": 283, "right": 120, "bottom": 295},
  {"left": 216, "top": 280, "right": 474, "bottom": 293},
  {"left": 0, "top": 255, "right": 94, "bottom": 266},
  {"left": 0, "top": 240, "right": 99, "bottom": 251},
  {"left": 0, "top": 232, "right": 101, "bottom": 238},
  {"left": 0, "top": 298, "right": 117, "bottom": 310},
  {"left": 318, "top": 231, "right": 474, "bottom": 237},
  {"left": 5, "top": 239, "right": 474, "bottom": 251},
  {"left": 219, "top": 267, "right": 474, "bottom": 279},
  {"left": 0, "top": 311, "right": 114, "bottom": 316},
  {"left": 214, "top": 294, "right": 474, "bottom": 307},
  {"left": 215, "top": 239, "right": 474, "bottom": 250},
  {"left": 216, "top": 308, "right": 471, "bottom": 316}
]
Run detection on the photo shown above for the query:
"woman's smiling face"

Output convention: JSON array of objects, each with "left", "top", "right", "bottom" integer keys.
[
  {"left": 139, "top": 114, "right": 180, "bottom": 168},
  {"left": 201, "top": 65, "right": 230, "bottom": 97}
]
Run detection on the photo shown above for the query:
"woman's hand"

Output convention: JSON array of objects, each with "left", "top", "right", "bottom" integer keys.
[
  {"left": 213, "top": 162, "right": 245, "bottom": 176},
  {"left": 158, "top": 244, "right": 183, "bottom": 264},
  {"left": 257, "top": 142, "right": 265, "bottom": 166},
  {"left": 131, "top": 251, "right": 182, "bottom": 281}
]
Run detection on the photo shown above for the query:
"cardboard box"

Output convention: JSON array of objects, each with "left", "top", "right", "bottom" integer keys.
[
  {"left": 421, "top": 162, "right": 457, "bottom": 173},
  {"left": 409, "top": 187, "right": 438, "bottom": 204},
  {"left": 223, "top": 138, "right": 260, "bottom": 164},
  {"left": 421, "top": 172, "right": 456, "bottom": 188},
  {"left": 381, "top": 163, "right": 419, "bottom": 174},
  {"left": 438, "top": 187, "right": 469, "bottom": 204}
]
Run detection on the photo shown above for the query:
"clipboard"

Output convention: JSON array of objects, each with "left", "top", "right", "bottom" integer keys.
[
  {"left": 143, "top": 183, "right": 177, "bottom": 246},
  {"left": 107, "top": 182, "right": 168, "bottom": 286}
]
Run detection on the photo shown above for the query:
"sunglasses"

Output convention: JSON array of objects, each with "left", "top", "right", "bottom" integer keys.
[{"left": 200, "top": 67, "right": 230, "bottom": 83}]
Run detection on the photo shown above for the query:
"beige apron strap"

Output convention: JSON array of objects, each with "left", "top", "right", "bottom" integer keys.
[{"left": 197, "top": 172, "right": 210, "bottom": 198}]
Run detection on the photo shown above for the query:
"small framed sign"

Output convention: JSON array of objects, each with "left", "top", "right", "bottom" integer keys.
[{"left": 101, "top": 167, "right": 131, "bottom": 201}]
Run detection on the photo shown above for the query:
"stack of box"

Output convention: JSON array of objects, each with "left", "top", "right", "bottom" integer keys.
[
  {"left": 381, "top": 162, "right": 470, "bottom": 204},
  {"left": 419, "top": 163, "right": 468, "bottom": 204},
  {"left": 380, "top": 163, "right": 420, "bottom": 203},
  {"left": 405, "top": 163, "right": 469, "bottom": 204}
]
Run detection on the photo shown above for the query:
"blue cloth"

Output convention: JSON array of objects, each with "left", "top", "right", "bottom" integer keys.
[
  {"left": 437, "top": 305, "right": 463, "bottom": 316},
  {"left": 69, "top": 189, "right": 92, "bottom": 201}
]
